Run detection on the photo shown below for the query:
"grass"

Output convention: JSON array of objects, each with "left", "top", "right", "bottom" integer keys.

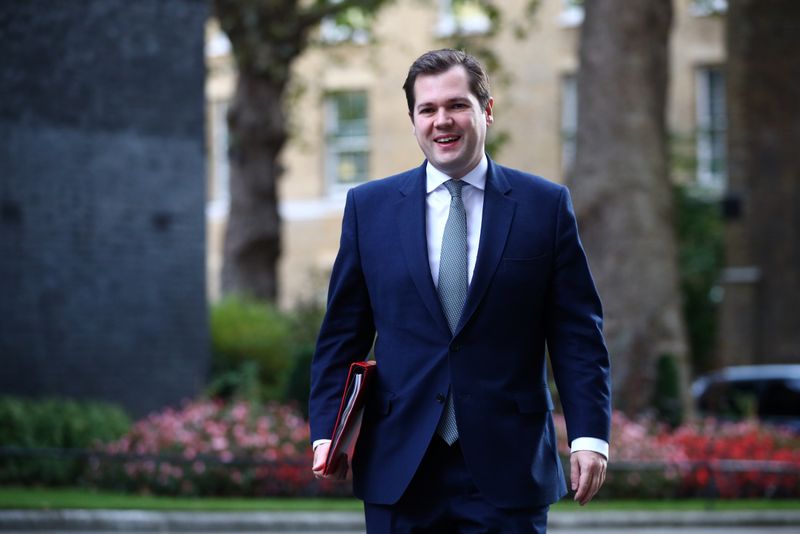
[
  {"left": 0, "top": 487, "right": 362, "bottom": 511},
  {"left": 1, "top": 487, "right": 799, "bottom": 512}
]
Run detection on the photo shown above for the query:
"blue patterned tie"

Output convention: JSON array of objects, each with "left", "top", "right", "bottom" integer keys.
[{"left": 435, "top": 179, "right": 467, "bottom": 445}]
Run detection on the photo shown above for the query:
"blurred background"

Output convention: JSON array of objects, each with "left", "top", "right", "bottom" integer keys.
[{"left": 1, "top": 0, "right": 798, "bottom": 504}]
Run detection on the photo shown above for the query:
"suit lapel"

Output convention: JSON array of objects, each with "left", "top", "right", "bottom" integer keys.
[
  {"left": 396, "top": 163, "right": 452, "bottom": 335},
  {"left": 455, "top": 160, "right": 515, "bottom": 336}
]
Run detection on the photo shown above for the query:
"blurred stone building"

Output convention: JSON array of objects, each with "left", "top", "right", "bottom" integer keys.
[{"left": 205, "top": 0, "right": 728, "bottom": 315}]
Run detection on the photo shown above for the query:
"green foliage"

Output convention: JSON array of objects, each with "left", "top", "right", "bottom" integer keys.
[
  {"left": 674, "top": 184, "right": 725, "bottom": 375},
  {"left": 653, "top": 354, "right": 683, "bottom": 427},
  {"left": 287, "top": 297, "right": 326, "bottom": 348},
  {"left": 669, "top": 131, "right": 699, "bottom": 179},
  {"left": 0, "top": 397, "right": 130, "bottom": 486},
  {"left": 282, "top": 298, "right": 326, "bottom": 417},
  {"left": 209, "top": 296, "right": 294, "bottom": 401},
  {"left": 282, "top": 343, "right": 315, "bottom": 418},
  {"left": 206, "top": 361, "right": 264, "bottom": 404},
  {"left": 208, "top": 295, "right": 326, "bottom": 407}
]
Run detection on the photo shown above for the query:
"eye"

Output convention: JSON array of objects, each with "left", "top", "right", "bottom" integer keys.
[{"left": 452, "top": 102, "right": 469, "bottom": 109}]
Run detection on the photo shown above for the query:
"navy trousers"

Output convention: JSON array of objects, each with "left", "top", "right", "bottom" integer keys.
[{"left": 363, "top": 436, "right": 549, "bottom": 533}]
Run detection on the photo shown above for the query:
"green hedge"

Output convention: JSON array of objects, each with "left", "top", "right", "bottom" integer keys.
[
  {"left": 208, "top": 296, "right": 326, "bottom": 407},
  {"left": 0, "top": 396, "right": 130, "bottom": 486},
  {"left": 209, "top": 296, "right": 294, "bottom": 401}
]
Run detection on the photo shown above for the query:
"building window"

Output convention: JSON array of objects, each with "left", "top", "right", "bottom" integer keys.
[
  {"left": 325, "top": 91, "right": 370, "bottom": 189},
  {"left": 560, "top": 73, "right": 578, "bottom": 177},
  {"left": 696, "top": 67, "right": 727, "bottom": 190},
  {"left": 208, "top": 99, "right": 230, "bottom": 215},
  {"left": 690, "top": 0, "right": 728, "bottom": 17},
  {"left": 437, "top": 0, "right": 491, "bottom": 37},
  {"left": 558, "top": 0, "right": 584, "bottom": 27}
]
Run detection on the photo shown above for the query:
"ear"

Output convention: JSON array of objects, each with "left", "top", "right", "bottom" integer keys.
[{"left": 484, "top": 97, "right": 494, "bottom": 126}]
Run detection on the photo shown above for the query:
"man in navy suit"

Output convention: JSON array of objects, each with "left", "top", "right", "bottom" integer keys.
[{"left": 310, "top": 49, "right": 611, "bottom": 532}]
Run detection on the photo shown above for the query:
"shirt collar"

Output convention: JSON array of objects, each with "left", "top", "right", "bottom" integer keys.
[{"left": 425, "top": 154, "right": 488, "bottom": 194}]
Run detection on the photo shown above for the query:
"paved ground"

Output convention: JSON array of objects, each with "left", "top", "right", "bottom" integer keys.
[
  {"left": 1, "top": 509, "right": 799, "bottom": 533},
  {"left": 2, "top": 528, "right": 798, "bottom": 533},
  {"left": 555, "top": 529, "right": 800, "bottom": 534},
  {"left": 1, "top": 529, "right": 799, "bottom": 534},
  {"left": 568, "top": 531, "right": 784, "bottom": 534}
]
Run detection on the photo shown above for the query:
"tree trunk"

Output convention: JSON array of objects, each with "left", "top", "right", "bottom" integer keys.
[
  {"left": 718, "top": 0, "right": 800, "bottom": 365},
  {"left": 213, "top": 0, "right": 392, "bottom": 302},
  {"left": 213, "top": 0, "right": 308, "bottom": 303},
  {"left": 221, "top": 74, "right": 286, "bottom": 301},
  {"left": 568, "top": 0, "right": 691, "bottom": 418}
]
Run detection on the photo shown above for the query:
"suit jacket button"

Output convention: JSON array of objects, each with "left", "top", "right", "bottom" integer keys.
[{"left": 435, "top": 393, "right": 445, "bottom": 403}]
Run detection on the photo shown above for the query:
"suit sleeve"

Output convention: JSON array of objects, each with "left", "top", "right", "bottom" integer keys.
[
  {"left": 308, "top": 188, "right": 376, "bottom": 444},
  {"left": 545, "top": 186, "right": 612, "bottom": 445}
]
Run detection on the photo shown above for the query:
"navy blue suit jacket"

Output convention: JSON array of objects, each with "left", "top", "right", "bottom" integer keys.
[{"left": 309, "top": 158, "right": 611, "bottom": 508}]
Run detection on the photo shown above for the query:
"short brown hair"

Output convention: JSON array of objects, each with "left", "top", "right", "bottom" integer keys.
[{"left": 402, "top": 49, "right": 491, "bottom": 114}]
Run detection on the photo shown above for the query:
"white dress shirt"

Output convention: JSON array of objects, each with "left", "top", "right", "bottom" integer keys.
[
  {"left": 425, "top": 156, "right": 487, "bottom": 288},
  {"left": 424, "top": 155, "right": 609, "bottom": 460}
]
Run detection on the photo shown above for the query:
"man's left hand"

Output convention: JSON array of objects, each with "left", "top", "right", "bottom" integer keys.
[{"left": 570, "top": 450, "right": 607, "bottom": 505}]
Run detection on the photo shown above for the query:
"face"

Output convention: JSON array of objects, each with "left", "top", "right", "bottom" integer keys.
[{"left": 410, "top": 65, "right": 493, "bottom": 179}]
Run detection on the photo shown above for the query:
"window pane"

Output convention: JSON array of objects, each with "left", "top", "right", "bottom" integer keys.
[
  {"left": 696, "top": 67, "right": 727, "bottom": 190},
  {"left": 561, "top": 74, "right": 578, "bottom": 177},
  {"left": 336, "top": 151, "right": 369, "bottom": 184},
  {"left": 326, "top": 91, "right": 369, "bottom": 187},
  {"left": 210, "top": 99, "right": 230, "bottom": 204}
]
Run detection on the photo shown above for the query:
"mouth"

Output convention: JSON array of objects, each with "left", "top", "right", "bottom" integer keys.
[{"left": 434, "top": 135, "right": 461, "bottom": 145}]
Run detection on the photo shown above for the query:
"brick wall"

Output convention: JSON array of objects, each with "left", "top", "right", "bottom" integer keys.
[{"left": 0, "top": 0, "right": 210, "bottom": 417}]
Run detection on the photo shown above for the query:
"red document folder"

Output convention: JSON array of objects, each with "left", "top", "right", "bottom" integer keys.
[{"left": 323, "top": 360, "right": 376, "bottom": 476}]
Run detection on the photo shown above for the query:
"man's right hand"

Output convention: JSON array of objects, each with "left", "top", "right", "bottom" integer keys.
[{"left": 312, "top": 440, "right": 348, "bottom": 480}]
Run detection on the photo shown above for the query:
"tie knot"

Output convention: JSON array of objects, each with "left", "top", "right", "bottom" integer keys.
[{"left": 443, "top": 179, "right": 465, "bottom": 198}]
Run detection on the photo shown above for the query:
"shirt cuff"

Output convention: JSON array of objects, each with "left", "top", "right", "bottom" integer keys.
[
  {"left": 570, "top": 437, "right": 609, "bottom": 460},
  {"left": 313, "top": 439, "right": 331, "bottom": 451}
]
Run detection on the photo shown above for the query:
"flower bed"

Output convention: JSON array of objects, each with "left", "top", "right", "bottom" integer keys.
[
  {"left": 554, "top": 411, "right": 800, "bottom": 499},
  {"left": 670, "top": 418, "right": 800, "bottom": 498},
  {"left": 87, "top": 400, "right": 347, "bottom": 497},
  {"left": 89, "top": 400, "right": 800, "bottom": 498}
]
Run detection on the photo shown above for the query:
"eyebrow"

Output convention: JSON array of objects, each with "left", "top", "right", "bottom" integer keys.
[{"left": 415, "top": 96, "right": 471, "bottom": 110}]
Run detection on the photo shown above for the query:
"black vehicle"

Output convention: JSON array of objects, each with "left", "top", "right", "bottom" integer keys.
[{"left": 691, "top": 364, "right": 800, "bottom": 433}]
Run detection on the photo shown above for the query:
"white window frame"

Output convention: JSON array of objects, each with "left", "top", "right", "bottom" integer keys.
[
  {"left": 560, "top": 73, "right": 578, "bottom": 177},
  {"left": 207, "top": 99, "right": 230, "bottom": 218},
  {"left": 695, "top": 66, "right": 727, "bottom": 192},
  {"left": 325, "top": 91, "right": 370, "bottom": 193}
]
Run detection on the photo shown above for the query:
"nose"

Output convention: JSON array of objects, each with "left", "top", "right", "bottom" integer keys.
[{"left": 434, "top": 108, "right": 453, "bottom": 128}]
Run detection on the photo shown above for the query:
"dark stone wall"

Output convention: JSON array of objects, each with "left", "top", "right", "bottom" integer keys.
[{"left": 0, "top": 0, "right": 210, "bottom": 417}]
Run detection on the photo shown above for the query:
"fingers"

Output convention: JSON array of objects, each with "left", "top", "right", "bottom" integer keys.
[
  {"left": 574, "top": 459, "right": 590, "bottom": 505},
  {"left": 312, "top": 441, "right": 350, "bottom": 481},
  {"left": 571, "top": 450, "right": 607, "bottom": 506},
  {"left": 312, "top": 442, "right": 330, "bottom": 479},
  {"left": 570, "top": 453, "right": 579, "bottom": 491}
]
